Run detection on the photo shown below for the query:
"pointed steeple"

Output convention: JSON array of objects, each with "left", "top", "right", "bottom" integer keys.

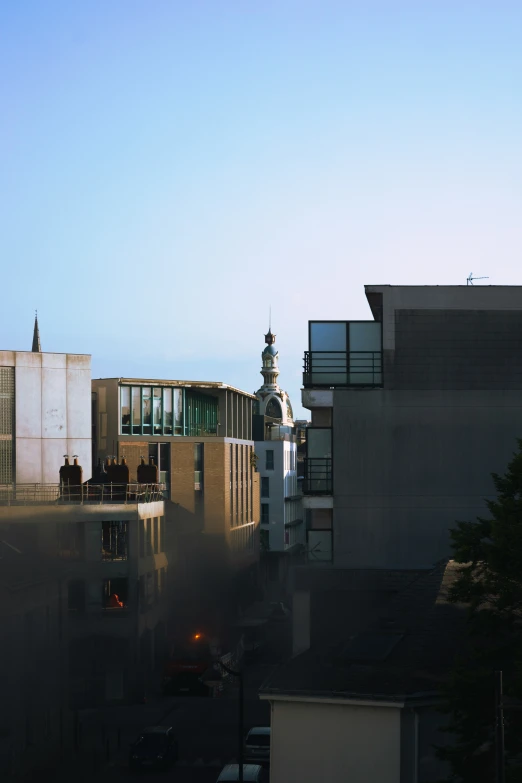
[{"left": 32, "top": 311, "right": 41, "bottom": 352}]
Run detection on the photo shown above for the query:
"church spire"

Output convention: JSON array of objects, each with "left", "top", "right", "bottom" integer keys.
[{"left": 32, "top": 311, "right": 41, "bottom": 352}]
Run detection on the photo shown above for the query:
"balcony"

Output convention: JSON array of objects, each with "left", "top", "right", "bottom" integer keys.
[
  {"left": 0, "top": 483, "right": 166, "bottom": 506},
  {"left": 303, "top": 320, "right": 382, "bottom": 388},
  {"left": 303, "top": 458, "right": 332, "bottom": 495}
]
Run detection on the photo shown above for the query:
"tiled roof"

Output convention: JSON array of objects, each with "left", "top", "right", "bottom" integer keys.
[{"left": 260, "top": 560, "right": 468, "bottom": 702}]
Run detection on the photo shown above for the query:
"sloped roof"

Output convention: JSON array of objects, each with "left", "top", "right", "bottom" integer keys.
[{"left": 260, "top": 560, "right": 468, "bottom": 702}]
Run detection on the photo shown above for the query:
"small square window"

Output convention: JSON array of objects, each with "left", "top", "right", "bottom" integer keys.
[{"left": 261, "top": 477, "right": 270, "bottom": 498}]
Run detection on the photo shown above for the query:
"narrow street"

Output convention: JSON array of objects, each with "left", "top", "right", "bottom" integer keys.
[{"left": 70, "top": 617, "right": 291, "bottom": 783}]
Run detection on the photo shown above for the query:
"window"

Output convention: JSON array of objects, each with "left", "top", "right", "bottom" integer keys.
[
  {"left": 142, "top": 387, "right": 152, "bottom": 434},
  {"left": 154, "top": 570, "right": 159, "bottom": 604},
  {"left": 139, "top": 519, "right": 145, "bottom": 558},
  {"left": 159, "top": 443, "right": 170, "bottom": 485},
  {"left": 57, "top": 521, "right": 83, "bottom": 559},
  {"left": 235, "top": 444, "right": 239, "bottom": 523},
  {"left": 174, "top": 389, "right": 183, "bottom": 435},
  {"left": 121, "top": 386, "right": 131, "bottom": 434},
  {"left": 261, "top": 503, "right": 269, "bottom": 525},
  {"left": 266, "top": 398, "right": 282, "bottom": 420},
  {"left": 265, "top": 450, "right": 274, "bottom": 471},
  {"left": 103, "top": 578, "right": 128, "bottom": 608},
  {"left": 132, "top": 387, "right": 141, "bottom": 434},
  {"left": 194, "top": 443, "right": 204, "bottom": 490},
  {"left": 159, "top": 517, "right": 165, "bottom": 552},
  {"left": 145, "top": 519, "right": 153, "bottom": 556},
  {"left": 122, "top": 385, "right": 184, "bottom": 437},
  {"left": 163, "top": 388, "right": 173, "bottom": 435},
  {"left": 261, "top": 477, "right": 269, "bottom": 498},
  {"left": 68, "top": 580, "right": 85, "bottom": 612},
  {"left": 153, "top": 388, "right": 162, "bottom": 434},
  {"left": 153, "top": 517, "right": 159, "bottom": 554},
  {"left": 101, "top": 520, "right": 128, "bottom": 561}
]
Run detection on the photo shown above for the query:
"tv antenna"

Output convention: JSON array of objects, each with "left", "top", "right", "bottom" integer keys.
[{"left": 467, "top": 272, "right": 489, "bottom": 286}]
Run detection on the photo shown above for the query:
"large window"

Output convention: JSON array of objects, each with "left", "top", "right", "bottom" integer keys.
[
  {"left": 261, "top": 477, "right": 270, "bottom": 498},
  {"left": 101, "top": 521, "right": 128, "bottom": 561},
  {"left": 261, "top": 503, "right": 269, "bottom": 524},
  {"left": 265, "top": 450, "right": 274, "bottom": 471},
  {"left": 194, "top": 443, "right": 204, "bottom": 491},
  {"left": 142, "top": 387, "right": 152, "bottom": 434},
  {"left": 153, "top": 389, "right": 162, "bottom": 434},
  {"left": 121, "top": 386, "right": 131, "bottom": 434},
  {"left": 121, "top": 385, "right": 217, "bottom": 437}
]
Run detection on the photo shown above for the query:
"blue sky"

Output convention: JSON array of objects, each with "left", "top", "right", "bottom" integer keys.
[{"left": 2, "top": 1, "right": 522, "bottom": 418}]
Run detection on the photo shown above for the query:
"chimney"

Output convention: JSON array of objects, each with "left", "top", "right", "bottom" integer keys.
[
  {"left": 138, "top": 455, "right": 158, "bottom": 484},
  {"left": 59, "top": 455, "right": 82, "bottom": 487}
]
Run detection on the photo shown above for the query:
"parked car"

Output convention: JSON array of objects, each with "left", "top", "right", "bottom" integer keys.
[
  {"left": 129, "top": 725, "right": 179, "bottom": 771},
  {"left": 245, "top": 726, "right": 271, "bottom": 765},
  {"left": 216, "top": 764, "right": 267, "bottom": 782}
]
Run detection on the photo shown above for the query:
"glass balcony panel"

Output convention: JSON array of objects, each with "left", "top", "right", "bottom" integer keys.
[
  {"left": 310, "top": 322, "right": 346, "bottom": 352},
  {"left": 307, "top": 428, "right": 332, "bottom": 459},
  {"left": 349, "top": 321, "right": 381, "bottom": 352}
]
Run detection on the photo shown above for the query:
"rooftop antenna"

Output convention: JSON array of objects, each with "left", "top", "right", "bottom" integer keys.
[
  {"left": 467, "top": 272, "right": 489, "bottom": 286},
  {"left": 269, "top": 305, "right": 271, "bottom": 331}
]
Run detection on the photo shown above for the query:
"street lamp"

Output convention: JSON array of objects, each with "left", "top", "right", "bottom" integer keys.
[{"left": 201, "top": 660, "right": 245, "bottom": 783}]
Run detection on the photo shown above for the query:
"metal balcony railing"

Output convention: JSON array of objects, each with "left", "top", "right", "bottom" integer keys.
[
  {"left": 303, "top": 351, "right": 382, "bottom": 388},
  {"left": 0, "top": 483, "right": 166, "bottom": 506},
  {"left": 303, "top": 458, "right": 332, "bottom": 495}
]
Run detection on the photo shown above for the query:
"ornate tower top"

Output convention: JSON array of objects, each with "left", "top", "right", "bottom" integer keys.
[
  {"left": 32, "top": 311, "right": 41, "bottom": 353},
  {"left": 254, "top": 325, "right": 294, "bottom": 425},
  {"left": 264, "top": 328, "right": 276, "bottom": 346}
]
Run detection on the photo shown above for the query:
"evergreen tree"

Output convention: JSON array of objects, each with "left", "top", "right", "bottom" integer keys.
[{"left": 439, "top": 439, "right": 522, "bottom": 781}]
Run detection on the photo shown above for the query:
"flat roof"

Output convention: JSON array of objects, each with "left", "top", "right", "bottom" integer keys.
[
  {"left": 93, "top": 378, "right": 257, "bottom": 399},
  {"left": 364, "top": 284, "right": 522, "bottom": 288}
]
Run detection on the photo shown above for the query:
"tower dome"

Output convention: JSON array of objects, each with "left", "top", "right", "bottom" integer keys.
[{"left": 254, "top": 325, "right": 294, "bottom": 426}]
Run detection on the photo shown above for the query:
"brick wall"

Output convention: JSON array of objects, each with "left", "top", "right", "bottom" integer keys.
[
  {"left": 390, "top": 309, "right": 522, "bottom": 389},
  {"left": 202, "top": 441, "right": 226, "bottom": 535},
  {"left": 117, "top": 441, "right": 143, "bottom": 481}
]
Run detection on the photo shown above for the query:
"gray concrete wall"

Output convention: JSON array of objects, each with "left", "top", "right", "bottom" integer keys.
[
  {"left": 333, "top": 388, "right": 522, "bottom": 569},
  {"left": 0, "top": 351, "right": 92, "bottom": 484},
  {"left": 388, "top": 309, "right": 522, "bottom": 390}
]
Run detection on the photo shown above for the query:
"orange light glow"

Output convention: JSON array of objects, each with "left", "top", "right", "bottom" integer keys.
[{"left": 194, "top": 633, "right": 201, "bottom": 640}]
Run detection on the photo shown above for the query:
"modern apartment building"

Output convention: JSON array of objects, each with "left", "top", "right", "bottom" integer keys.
[
  {"left": 0, "top": 317, "right": 92, "bottom": 485},
  {"left": 253, "top": 329, "right": 304, "bottom": 591},
  {"left": 91, "top": 378, "right": 261, "bottom": 628},
  {"left": 302, "top": 285, "right": 522, "bottom": 569}
]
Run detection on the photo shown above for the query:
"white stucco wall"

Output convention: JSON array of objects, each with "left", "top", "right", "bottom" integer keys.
[
  {"left": 0, "top": 351, "right": 92, "bottom": 483},
  {"left": 269, "top": 699, "right": 401, "bottom": 783},
  {"left": 256, "top": 439, "right": 302, "bottom": 552}
]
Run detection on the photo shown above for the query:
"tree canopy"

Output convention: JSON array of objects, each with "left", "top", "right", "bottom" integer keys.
[{"left": 439, "top": 439, "right": 522, "bottom": 782}]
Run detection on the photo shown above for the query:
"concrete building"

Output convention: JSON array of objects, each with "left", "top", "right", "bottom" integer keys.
[
  {"left": 302, "top": 285, "right": 522, "bottom": 569},
  {"left": 0, "top": 543, "right": 70, "bottom": 782},
  {"left": 91, "top": 377, "right": 261, "bottom": 632},
  {"left": 260, "top": 560, "right": 466, "bottom": 783},
  {"left": 253, "top": 329, "right": 304, "bottom": 593},
  {"left": 0, "top": 316, "right": 92, "bottom": 486},
  {"left": 0, "top": 462, "right": 167, "bottom": 709}
]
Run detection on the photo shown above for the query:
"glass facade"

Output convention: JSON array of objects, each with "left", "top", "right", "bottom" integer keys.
[{"left": 120, "top": 385, "right": 218, "bottom": 437}]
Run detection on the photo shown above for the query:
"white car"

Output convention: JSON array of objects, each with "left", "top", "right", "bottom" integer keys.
[
  {"left": 216, "top": 763, "right": 267, "bottom": 782},
  {"left": 245, "top": 726, "right": 271, "bottom": 765}
]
